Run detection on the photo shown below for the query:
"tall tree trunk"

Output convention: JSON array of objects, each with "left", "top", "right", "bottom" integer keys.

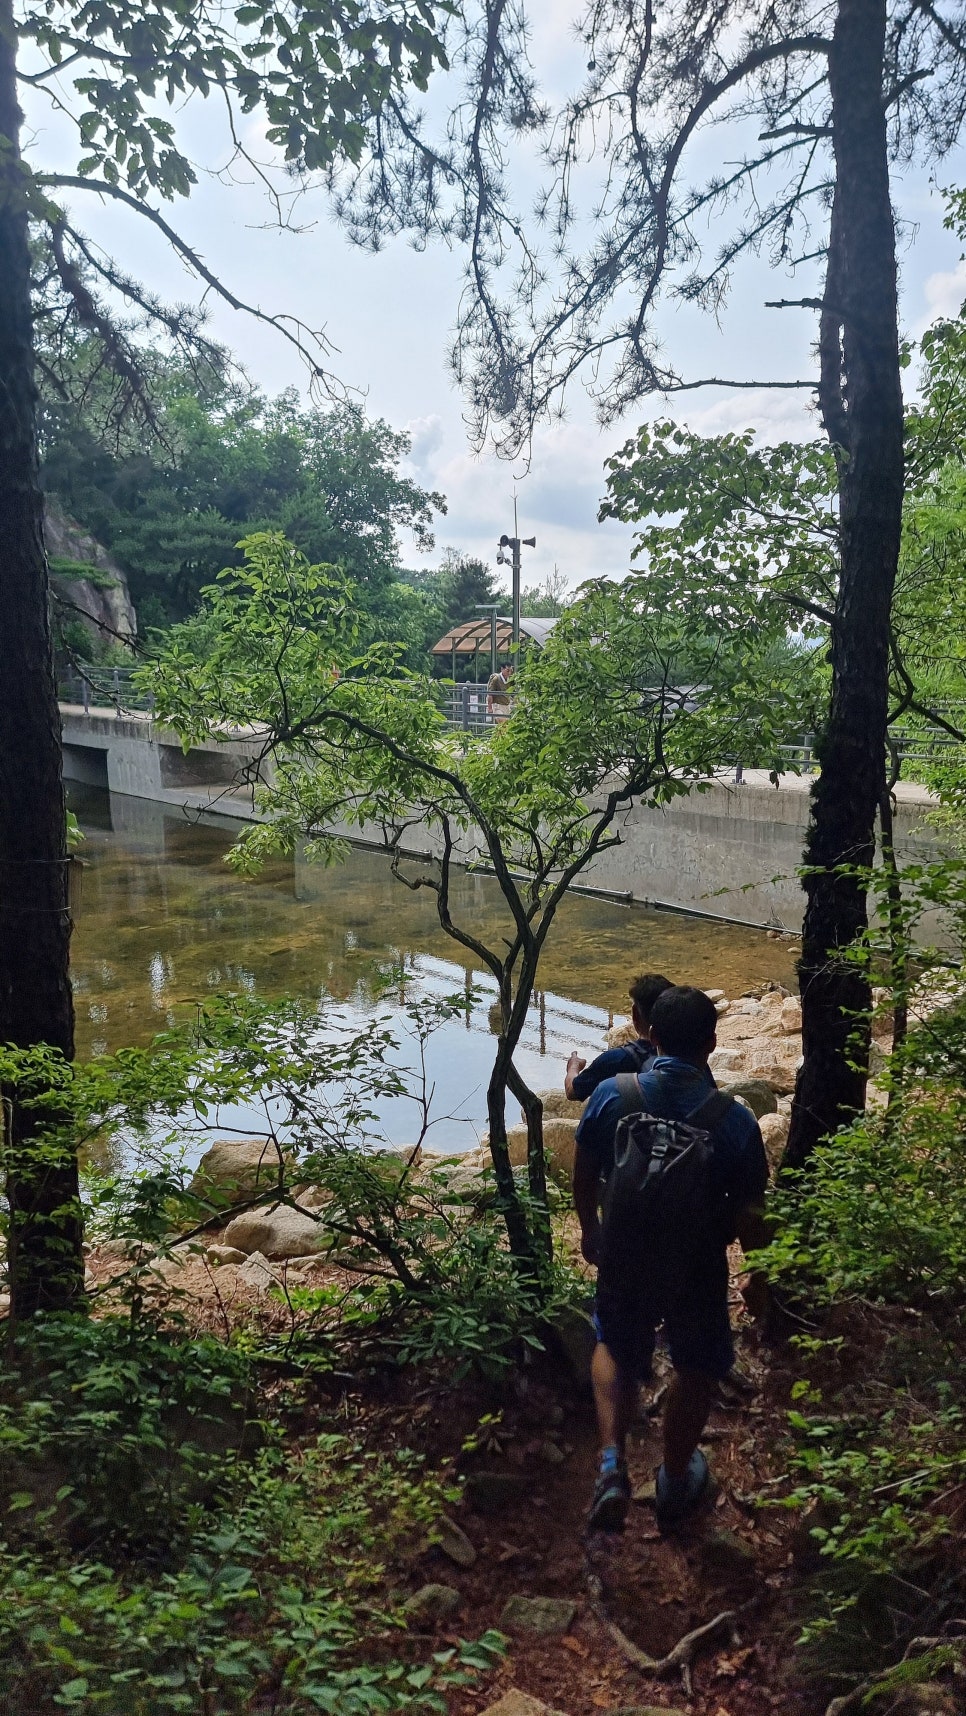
[
  {"left": 0, "top": 0, "right": 84, "bottom": 1313},
  {"left": 782, "top": 0, "right": 904, "bottom": 1172}
]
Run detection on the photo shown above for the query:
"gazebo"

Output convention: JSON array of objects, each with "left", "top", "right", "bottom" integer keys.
[{"left": 431, "top": 615, "right": 557, "bottom": 681}]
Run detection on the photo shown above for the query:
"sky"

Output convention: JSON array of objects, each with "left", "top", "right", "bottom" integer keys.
[{"left": 23, "top": 6, "right": 966, "bottom": 593}]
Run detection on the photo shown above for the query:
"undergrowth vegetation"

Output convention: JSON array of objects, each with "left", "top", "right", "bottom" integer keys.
[
  {"left": 759, "top": 955, "right": 966, "bottom": 1692},
  {"left": 0, "top": 1314, "right": 505, "bottom": 1715}
]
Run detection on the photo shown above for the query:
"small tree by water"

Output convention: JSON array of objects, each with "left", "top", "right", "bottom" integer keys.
[{"left": 148, "top": 531, "right": 812, "bottom": 1276}]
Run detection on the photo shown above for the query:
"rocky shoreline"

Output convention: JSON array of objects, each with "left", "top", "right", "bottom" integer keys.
[{"left": 79, "top": 980, "right": 895, "bottom": 1302}]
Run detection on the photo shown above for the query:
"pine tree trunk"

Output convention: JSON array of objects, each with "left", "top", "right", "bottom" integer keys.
[
  {"left": 0, "top": 0, "right": 84, "bottom": 1312},
  {"left": 782, "top": 0, "right": 904, "bottom": 1172}
]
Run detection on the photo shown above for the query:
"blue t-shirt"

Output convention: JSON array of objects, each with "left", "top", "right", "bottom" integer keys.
[
  {"left": 570, "top": 1040, "right": 655, "bottom": 1101},
  {"left": 574, "top": 1055, "right": 768, "bottom": 1214}
]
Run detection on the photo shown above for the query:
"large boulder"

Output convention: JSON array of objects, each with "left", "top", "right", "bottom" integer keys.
[
  {"left": 188, "top": 1138, "right": 290, "bottom": 1208},
  {"left": 223, "top": 1204, "right": 330, "bottom": 1260},
  {"left": 523, "top": 1090, "right": 585, "bottom": 1122},
  {"left": 758, "top": 1110, "right": 790, "bottom": 1165},
  {"left": 418, "top": 1156, "right": 492, "bottom": 1207},
  {"left": 744, "top": 1058, "right": 798, "bottom": 1096},
  {"left": 506, "top": 1120, "right": 578, "bottom": 1185},
  {"left": 708, "top": 1046, "right": 744, "bottom": 1077},
  {"left": 721, "top": 1078, "right": 778, "bottom": 1118}
]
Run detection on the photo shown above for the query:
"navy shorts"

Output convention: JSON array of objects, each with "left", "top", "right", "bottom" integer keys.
[{"left": 593, "top": 1282, "right": 735, "bottom": 1381}]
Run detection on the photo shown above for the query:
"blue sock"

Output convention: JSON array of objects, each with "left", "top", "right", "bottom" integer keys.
[{"left": 599, "top": 1444, "right": 622, "bottom": 1474}]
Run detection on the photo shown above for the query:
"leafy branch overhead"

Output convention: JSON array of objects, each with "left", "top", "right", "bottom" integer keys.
[
  {"left": 599, "top": 307, "right": 966, "bottom": 749},
  {"left": 17, "top": 0, "right": 451, "bottom": 401}
]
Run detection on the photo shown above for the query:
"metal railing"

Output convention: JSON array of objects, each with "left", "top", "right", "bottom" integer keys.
[
  {"left": 439, "top": 681, "right": 507, "bottom": 734},
  {"left": 58, "top": 664, "right": 153, "bottom": 716}
]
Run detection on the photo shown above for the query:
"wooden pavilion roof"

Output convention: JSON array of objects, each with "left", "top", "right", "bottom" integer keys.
[{"left": 430, "top": 616, "right": 557, "bottom": 655}]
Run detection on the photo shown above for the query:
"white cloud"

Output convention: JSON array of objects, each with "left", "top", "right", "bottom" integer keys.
[
  {"left": 920, "top": 258, "right": 966, "bottom": 328},
  {"left": 405, "top": 414, "right": 445, "bottom": 467},
  {"left": 410, "top": 416, "right": 638, "bottom": 587},
  {"left": 679, "top": 385, "right": 819, "bottom": 444}
]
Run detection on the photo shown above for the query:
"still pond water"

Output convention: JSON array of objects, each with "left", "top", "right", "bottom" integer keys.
[{"left": 68, "top": 788, "right": 796, "bottom": 1153}]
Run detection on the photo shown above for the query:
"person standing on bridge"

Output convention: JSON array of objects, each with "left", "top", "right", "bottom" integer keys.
[{"left": 486, "top": 663, "right": 513, "bottom": 722}]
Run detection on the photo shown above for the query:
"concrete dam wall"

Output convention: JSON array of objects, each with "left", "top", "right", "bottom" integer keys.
[{"left": 60, "top": 706, "right": 944, "bottom": 933}]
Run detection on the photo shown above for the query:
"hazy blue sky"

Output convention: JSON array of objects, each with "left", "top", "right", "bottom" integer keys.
[{"left": 25, "top": 6, "right": 966, "bottom": 591}]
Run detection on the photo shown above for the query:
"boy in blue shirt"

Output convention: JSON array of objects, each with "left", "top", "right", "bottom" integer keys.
[
  {"left": 565, "top": 972, "right": 673, "bottom": 1101},
  {"left": 572, "top": 986, "right": 769, "bottom": 1533}
]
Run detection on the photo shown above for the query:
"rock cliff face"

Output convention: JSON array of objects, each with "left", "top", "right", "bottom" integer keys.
[{"left": 44, "top": 498, "right": 137, "bottom": 651}]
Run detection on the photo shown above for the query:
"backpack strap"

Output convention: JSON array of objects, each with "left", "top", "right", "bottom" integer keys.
[
  {"left": 684, "top": 1088, "right": 735, "bottom": 1133},
  {"left": 622, "top": 1038, "right": 653, "bottom": 1071},
  {"left": 614, "top": 1072, "right": 647, "bottom": 1118}
]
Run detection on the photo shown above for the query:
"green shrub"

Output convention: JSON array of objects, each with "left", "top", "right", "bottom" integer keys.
[
  {"left": 0, "top": 1316, "right": 253, "bottom": 1558},
  {"left": 0, "top": 1324, "right": 504, "bottom": 1715}
]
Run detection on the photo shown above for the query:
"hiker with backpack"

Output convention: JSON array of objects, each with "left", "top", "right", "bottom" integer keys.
[
  {"left": 564, "top": 972, "right": 673, "bottom": 1101},
  {"left": 572, "top": 985, "right": 769, "bottom": 1534}
]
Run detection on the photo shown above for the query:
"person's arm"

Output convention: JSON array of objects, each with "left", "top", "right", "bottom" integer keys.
[
  {"left": 572, "top": 1144, "right": 602, "bottom": 1265},
  {"left": 564, "top": 1051, "right": 587, "bottom": 1100}
]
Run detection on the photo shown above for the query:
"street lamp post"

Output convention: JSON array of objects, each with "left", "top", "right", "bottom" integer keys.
[{"left": 497, "top": 529, "right": 536, "bottom": 648}]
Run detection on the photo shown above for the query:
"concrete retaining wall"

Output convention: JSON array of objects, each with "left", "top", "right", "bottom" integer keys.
[{"left": 61, "top": 708, "right": 944, "bottom": 933}]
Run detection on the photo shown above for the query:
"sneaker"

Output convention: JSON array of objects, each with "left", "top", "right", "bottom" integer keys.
[
  {"left": 654, "top": 1449, "right": 712, "bottom": 1532},
  {"left": 588, "top": 1459, "right": 631, "bottom": 1532}
]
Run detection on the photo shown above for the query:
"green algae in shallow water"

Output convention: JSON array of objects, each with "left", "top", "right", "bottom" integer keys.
[{"left": 66, "top": 787, "right": 797, "bottom": 1150}]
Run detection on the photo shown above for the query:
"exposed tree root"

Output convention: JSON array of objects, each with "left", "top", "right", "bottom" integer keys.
[{"left": 584, "top": 1556, "right": 741, "bottom": 1697}]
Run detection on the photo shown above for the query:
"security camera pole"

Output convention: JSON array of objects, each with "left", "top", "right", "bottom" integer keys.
[{"left": 498, "top": 497, "right": 536, "bottom": 649}]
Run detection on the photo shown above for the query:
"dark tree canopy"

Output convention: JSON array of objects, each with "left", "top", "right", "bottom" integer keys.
[{"left": 40, "top": 366, "right": 446, "bottom": 628}]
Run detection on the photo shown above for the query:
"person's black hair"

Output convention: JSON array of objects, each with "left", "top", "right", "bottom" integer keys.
[
  {"left": 628, "top": 973, "right": 673, "bottom": 1023},
  {"left": 648, "top": 985, "right": 718, "bottom": 1058}
]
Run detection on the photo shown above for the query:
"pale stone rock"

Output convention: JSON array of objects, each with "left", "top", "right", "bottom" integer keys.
[
  {"left": 188, "top": 1137, "right": 289, "bottom": 1207},
  {"left": 758, "top": 1110, "right": 790, "bottom": 1166},
  {"left": 704, "top": 989, "right": 727, "bottom": 1003},
  {"left": 605, "top": 1020, "right": 638, "bottom": 1049},
  {"left": 546, "top": 1304, "right": 596, "bottom": 1389},
  {"left": 94, "top": 1237, "right": 152, "bottom": 1263},
  {"left": 432, "top": 1514, "right": 477, "bottom": 1568},
  {"left": 148, "top": 1249, "right": 202, "bottom": 1281},
  {"left": 538, "top": 1440, "right": 567, "bottom": 1465},
  {"left": 715, "top": 999, "right": 729, "bottom": 1016},
  {"left": 708, "top": 1047, "right": 744, "bottom": 1076},
  {"left": 481, "top": 1694, "right": 566, "bottom": 1716},
  {"left": 780, "top": 997, "right": 803, "bottom": 1034},
  {"left": 465, "top": 1472, "right": 529, "bottom": 1514},
  {"left": 422, "top": 1160, "right": 491, "bottom": 1205},
  {"left": 522, "top": 1090, "right": 585, "bottom": 1122},
  {"left": 722, "top": 1079, "right": 779, "bottom": 1118},
  {"left": 402, "top": 1583, "right": 460, "bottom": 1624},
  {"left": 206, "top": 1244, "right": 247, "bottom": 1266},
  {"left": 608, "top": 1707, "right": 689, "bottom": 1716},
  {"left": 499, "top": 1594, "right": 576, "bottom": 1635},
  {"left": 507, "top": 1119, "right": 578, "bottom": 1184},
  {"left": 236, "top": 1250, "right": 279, "bottom": 1292},
  {"left": 745, "top": 1059, "right": 797, "bottom": 1096},
  {"left": 291, "top": 1183, "right": 329, "bottom": 1210},
  {"left": 223, "top": 1205, "right": 330, "bottom": 1261}
]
